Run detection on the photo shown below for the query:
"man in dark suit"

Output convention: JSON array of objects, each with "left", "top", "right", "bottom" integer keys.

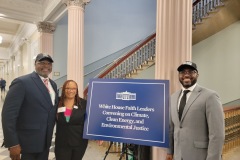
[
  {"left": 2, "top": 53, "right": 58, "bottom": 160},
  {"left": 0, "top": 78, "right": 6, "bottom": 92},
  {"left": 166, "top": 61, "right": 225, "bottom": 160}
]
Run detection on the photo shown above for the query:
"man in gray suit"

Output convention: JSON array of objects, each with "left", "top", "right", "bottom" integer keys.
[
  {"left": 166, "top": 61, "right": 225, "bottom": 160},
  {"left": 2, "top": 53, "right": 58, "bottom": 160}
]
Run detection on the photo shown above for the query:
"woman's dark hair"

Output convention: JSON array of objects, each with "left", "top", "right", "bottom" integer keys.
[{"left": 58, "top": 80, "right": 81, "bottom": 108}]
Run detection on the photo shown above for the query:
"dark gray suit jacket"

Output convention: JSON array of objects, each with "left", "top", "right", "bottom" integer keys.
[
  {"left": 2, "top": 71, "right": 58, "bottom": 153},
  {"left": 168, "top": 84, "right": 225, "bottom": 160}
]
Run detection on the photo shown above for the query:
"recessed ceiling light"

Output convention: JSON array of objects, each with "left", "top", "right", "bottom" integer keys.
[
  {"left": 0, "top": 13, "right": 6, "bottom": 18},
  {"left": 0, "top": 36, "right": 2, "bottom": 44}
]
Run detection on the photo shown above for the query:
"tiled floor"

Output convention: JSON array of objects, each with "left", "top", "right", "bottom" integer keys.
[
  {"left": 223, "top": 147, "right": 240, "bottom": 160},
  {"left": 0, "top": 96, "right": 119, "bottom": 160}
]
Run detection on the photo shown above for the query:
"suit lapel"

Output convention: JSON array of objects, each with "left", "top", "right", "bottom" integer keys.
[
  {"left": 49, "top": 79, "right": 58, "bottom": 97},
  {"left": 69, "top": 107, "right": 77, "bottom": 123},
  {"left": 49, "top": 79, "right": 59, "bottom": 106},
  {"left": 60, "top": 107, "right": 77, "bottom": 123},
  {"left": 181, "top": 85, "right": 201, "bottom": 121},
  {"left": 31, "top": 72, "right": 53, "bottom": 107},
  {"left": 172, "top": 90, "right": 182, "bottom": 122}
]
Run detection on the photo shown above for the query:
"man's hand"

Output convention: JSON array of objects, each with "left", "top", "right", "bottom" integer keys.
[
  {"left": 166, "top": 154, "right": 173, "bottom": 160},
  {"left": 9, "top": 144, "right": 21, "bottom": 160}
]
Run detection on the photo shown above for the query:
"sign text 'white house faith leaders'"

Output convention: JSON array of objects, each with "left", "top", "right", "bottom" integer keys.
[{"left": 83, "top": 78, "right": 169, "bottom": 148}]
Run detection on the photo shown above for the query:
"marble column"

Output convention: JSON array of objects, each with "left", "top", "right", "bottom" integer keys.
[
  {"left": 152, "top": 0, "right": 192, "bottom": 160},
  {"left": 37, "top": 21, "right": 56, "bottom": 56},
  {"left": 22, "top": 38, "right": 32, "bottom": 74},
  {"left": 64, "top": 0, "right": 89, "bottom": 97},
  {"left": 37, "top": 21, "right": 56, "bottom": 78}
]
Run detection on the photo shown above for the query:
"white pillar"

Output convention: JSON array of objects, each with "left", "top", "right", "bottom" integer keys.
[
  {"left": 65, "top": 0, "right": 89, "bottom": 97},
  {"left": 152, "top": 0, "right": 192, "bottom": 159},
  {"left": 37, "top": 21, "right": 56, "bottom": 56},
  {"left": 37, "top": 21, "right": 56, "bottom": 78},
  {"left": 22, "top": 39, "right": 32, "bottom": 74}
]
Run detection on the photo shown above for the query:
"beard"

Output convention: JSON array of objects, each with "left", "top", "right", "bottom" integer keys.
[{"left": 180, "top": 78, "right": 197, "bottom": 88}]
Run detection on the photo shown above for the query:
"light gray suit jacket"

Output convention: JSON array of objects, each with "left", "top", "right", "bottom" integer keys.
[{"left": 168, "top": 84, "right": 225, "bottom": 160}]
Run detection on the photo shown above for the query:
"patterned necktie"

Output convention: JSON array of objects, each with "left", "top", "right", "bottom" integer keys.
[
  {"left": 178, "top": 90, "right": 190, "bottom": 120},
  {"left": 43, "top": 78, "right": 49, "bottom": 92}
]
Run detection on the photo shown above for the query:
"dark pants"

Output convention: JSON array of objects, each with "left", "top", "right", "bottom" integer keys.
[
  {"left": 55, "top": 146, "right": 87, "bottom": 160},
  {"left": 1, "top": 86, "right": 5, "bottom": 92},
  {"left": 136, "top": 145, "right": 150, "bottom": 160},
  {"left": 21, "top": 148, "right": 49, "bottom": 160}
]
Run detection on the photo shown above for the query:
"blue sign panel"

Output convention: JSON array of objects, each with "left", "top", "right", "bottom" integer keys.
[{"left": 83, "top": 78, "right": 169, "bottom": 148}]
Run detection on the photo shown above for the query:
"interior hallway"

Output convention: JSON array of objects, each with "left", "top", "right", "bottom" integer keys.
[
  {"left": 0, "top": 94, "right": 119, "bottom": 160},
  {"left": 0, "top": 93, "right": 240, "bottom": 160}
]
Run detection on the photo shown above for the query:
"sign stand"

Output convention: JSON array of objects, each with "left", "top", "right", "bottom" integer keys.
[{"left": 103, "top": 142, "right": 135, "bottom": 160}]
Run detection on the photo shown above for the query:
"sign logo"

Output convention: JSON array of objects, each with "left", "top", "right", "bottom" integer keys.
[{"left": 116, "top": 91, "right": 136, "bottom": 101}]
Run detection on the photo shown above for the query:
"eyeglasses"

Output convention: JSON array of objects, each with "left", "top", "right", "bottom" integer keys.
[
  {"left": 36, "top": 61, "right": 52, "bottom": 66},
  {"left": 179, "top": 70, "right": 197, "bottom": 75},
  {"left": 65, "top": 88, "right": 77, "bottom": 91}
]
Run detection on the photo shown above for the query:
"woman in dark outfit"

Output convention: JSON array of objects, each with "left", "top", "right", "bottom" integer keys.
[{"left": 55, "top": 80, "right": 88, "bottom": 160}]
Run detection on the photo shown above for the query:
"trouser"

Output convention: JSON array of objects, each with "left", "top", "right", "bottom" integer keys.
[
  {"left": 21, "top": 148, "right": 49, "bottom": 160},
  {"left": 55, "top": 146, "right": 87, "bottom": 160}
]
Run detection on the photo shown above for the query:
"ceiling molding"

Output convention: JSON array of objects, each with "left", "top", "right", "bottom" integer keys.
[
  {"left": 43, "top": 0, "right": 67, "bottom": 22},
  {"left": 0, "top": 0, "right": 43, "bottom": 23},
  {"left": 9, "top": 23, "right": 37, "bottom": 55},
  {"left": 0, "top": 0, "right": 65, "bottom": 62}
]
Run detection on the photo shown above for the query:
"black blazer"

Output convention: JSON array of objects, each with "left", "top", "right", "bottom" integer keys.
[
  {"left": 2, "top": 72, "right": 58, "bottom": 153},
  {"left": 55, "top": 98, "right": 88, "bottom": 149}
]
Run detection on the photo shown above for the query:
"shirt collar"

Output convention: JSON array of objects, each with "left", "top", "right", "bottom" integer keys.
[
  {"left": 181, "top": 83, "right": 197, "bottom": 92},
  {"left": 38, "top": 75, "right": 49, "bottom": 81}
]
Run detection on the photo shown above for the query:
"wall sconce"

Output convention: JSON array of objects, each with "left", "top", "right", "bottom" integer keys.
[
  {"left": 22, "top": 37, "right": 29, "bottom": 42},
  {"left": 18, "top": 64, "right": 24, "bottom": 69},
  {"left": 54, "top": 72, "right": 60, "bottom": 76}
]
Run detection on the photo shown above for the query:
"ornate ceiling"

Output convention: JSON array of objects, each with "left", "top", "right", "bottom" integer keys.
[
  {"left": 1, "top": 0, "right": 239, "bottom": 65},
  {"left": 0, "top": 0, "right": 66, "bottom": 64}
]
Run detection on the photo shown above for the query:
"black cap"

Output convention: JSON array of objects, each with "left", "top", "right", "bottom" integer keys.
[
  {"left": 177, "top": 61, "right": 197, "bottom": 72},
  {"left": 35, "top": 53, "right": 54, "bottom": 63}
]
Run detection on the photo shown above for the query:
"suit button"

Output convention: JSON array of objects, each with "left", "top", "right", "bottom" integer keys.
[{"left": 180, "top": 126, "right": 182, "bottom": 128}]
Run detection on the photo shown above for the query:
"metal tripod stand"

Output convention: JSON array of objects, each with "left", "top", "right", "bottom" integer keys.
[{"left": 103, "top": 142, "right": 135, "bottom": 160}]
